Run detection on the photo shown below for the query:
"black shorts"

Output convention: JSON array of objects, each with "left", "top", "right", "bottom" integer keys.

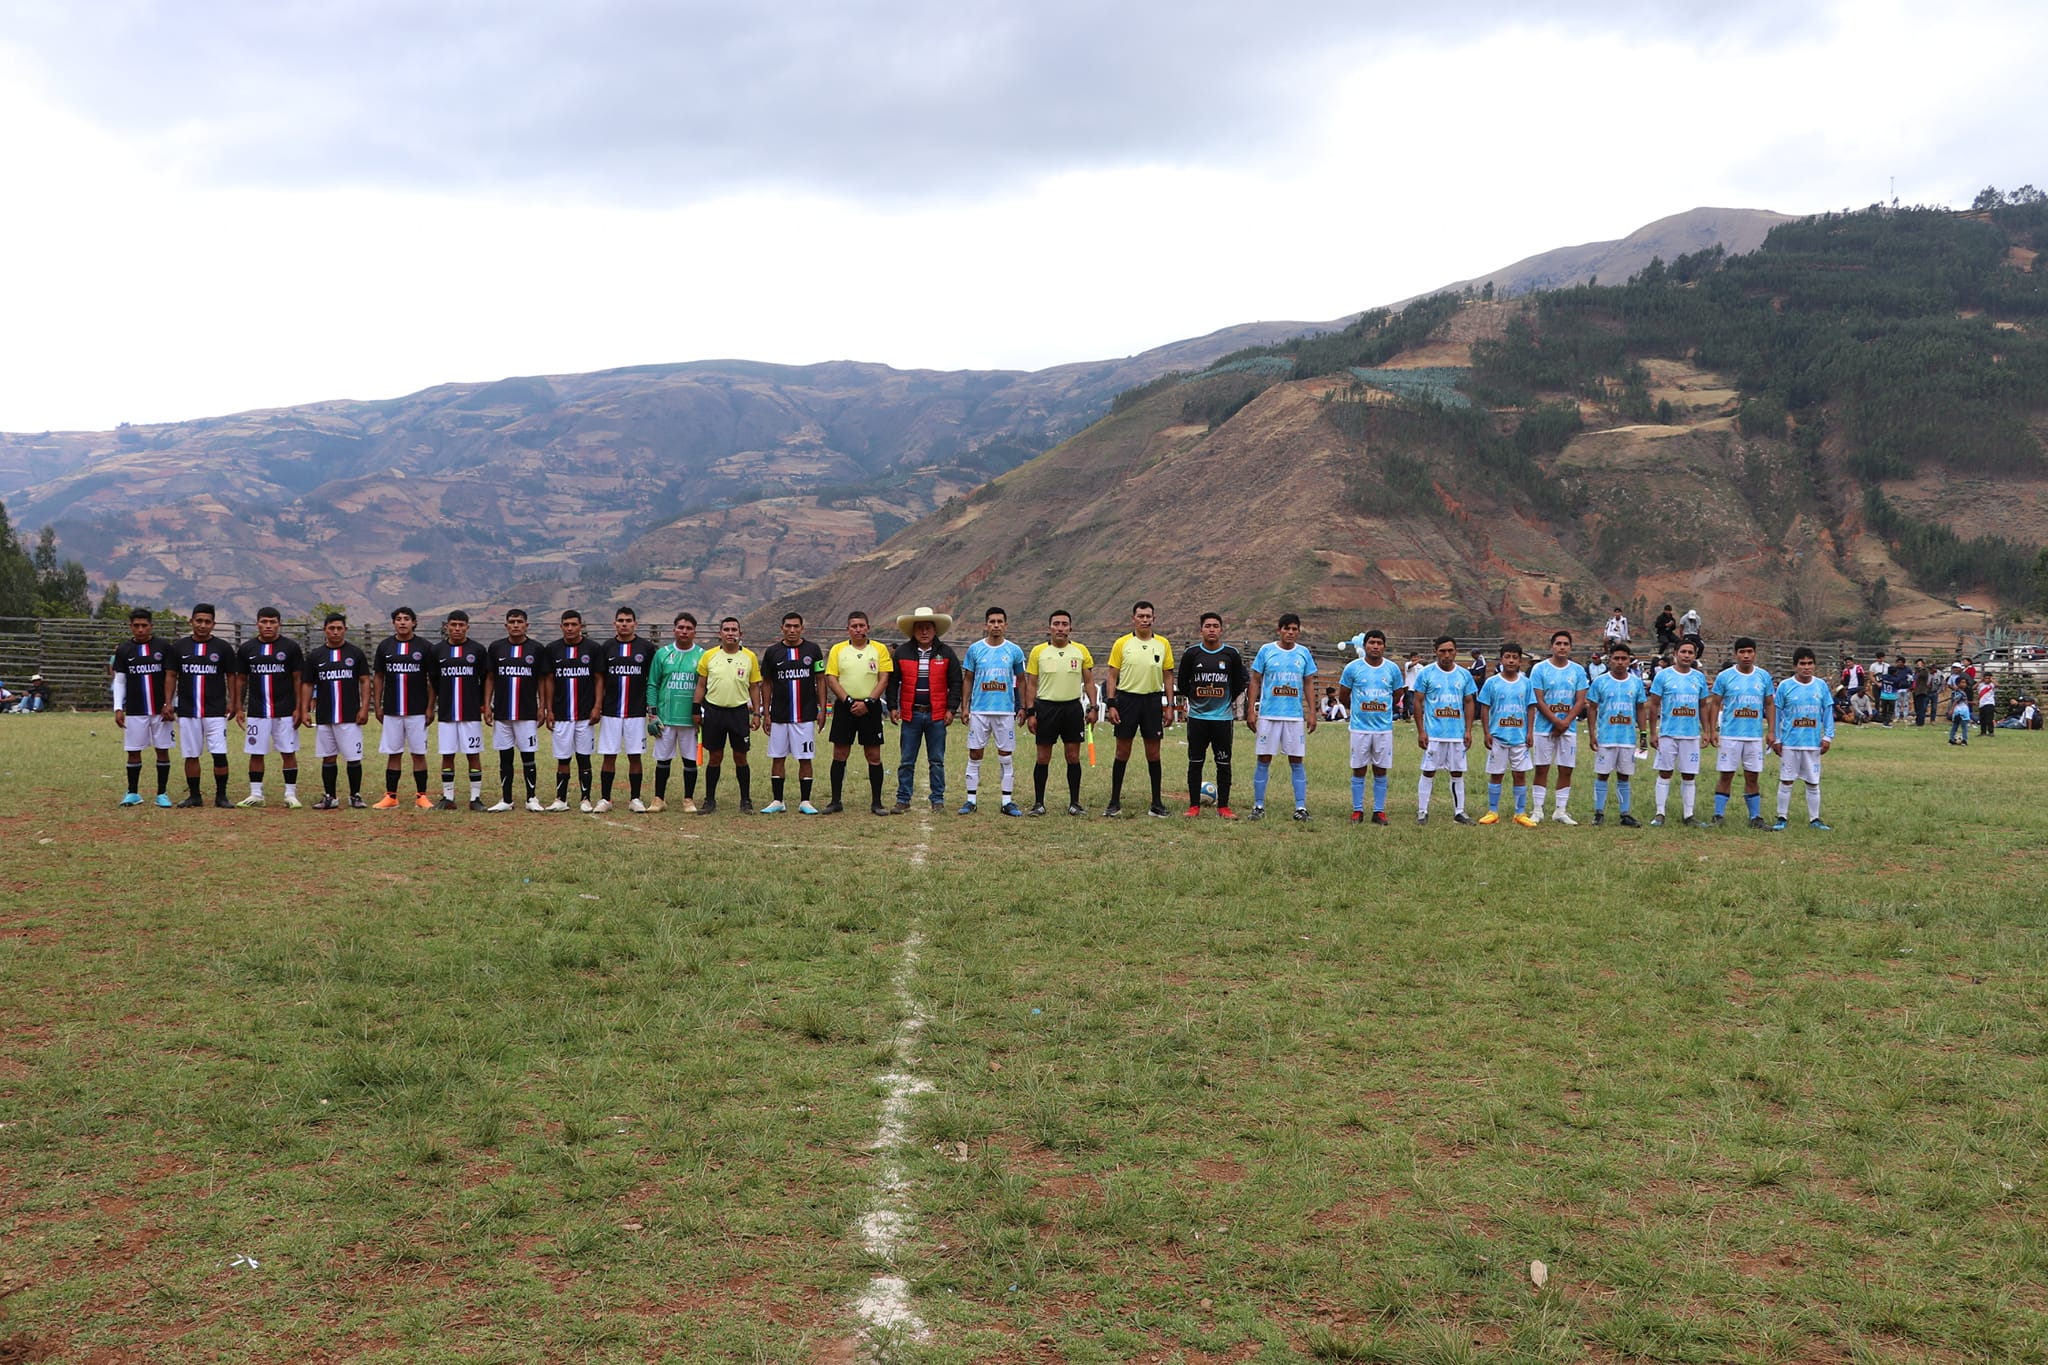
[
  {"left": 1110, "top": 691, "right": 1164, "bottom": 740},
  {"left": 1186, "top": 717, "right": 1234, "bottom": 763},
  {"left": 701, "top": 703, "right": 752, "bottom": 753},
  {"left": 828, "top": 699, "right": 886, "bottom": 749},
  {"left": 1035, "top": 698, "right": 1087, "bottom": 747}
]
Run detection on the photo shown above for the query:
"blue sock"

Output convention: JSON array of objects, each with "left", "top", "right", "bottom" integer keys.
[
  {"left": 1714, "top": 791, "right": 1728, "bottom": 818},
  {"left": 1514, "top": 785, "right": 1526, "bottom": 814},
  {"left": 1487, "top": 780, "right": 1501, "bottom": 812},
  {"left": 1253, "top": 759, "right": 1270, "bottom": 807},
  {"left": 1291, "top": 764, "right": 1307, "bottom": 808},
  {"left": 1618, "top": 779, "right": 1632, "bottom": 813},
  {"left": 1594, "top": 776, "right": 1608, "bottom": 811},
  {"left": 1372, "top": 773, "right": 1388, "bottom": 813},
  {"left": 1745, "top": 793, "right": 1761, "bottom": 819},
  {"left": 1351, "top": 775, "right": 1366, "bottom": 811}
]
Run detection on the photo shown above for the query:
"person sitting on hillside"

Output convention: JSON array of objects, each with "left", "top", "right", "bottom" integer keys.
[
  {"left": 1603, "top": 609, "right": 1630, "bottom": 647},
  {"left": 21, "top": 675, "right": 50, "bottom": 713},
  {"left": 1996, "top": 697, "right": 2039, "bottom": 730},
  {"left": 0, "top": 677, "right": 17, "bottom": 713},
  {"left": 1678, "top": 607, "right": 1703, "bottom": 650},
  {"left": 1653, "top": 605, "right": 1678, "bottom": 650},
  {"left": 1320, "top": 687, "right": 1347, "bottom": 722}
]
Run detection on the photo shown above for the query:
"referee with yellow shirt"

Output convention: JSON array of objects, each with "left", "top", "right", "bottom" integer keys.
[
  {"left": 694, "top": 616, "right": 765, "bottom": 814},
  {"left": 823, "top": 609, "right": 895, "bottom": 815},
  {"left": 1103, "top": 600, "right": 1176, "bottom": 818},
  {"left": 1024, "top": 609, "right": 1096, "bottom": 816}
]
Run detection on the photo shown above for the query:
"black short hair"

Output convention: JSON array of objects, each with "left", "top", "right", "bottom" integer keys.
[
  {"left": 1608, "top": 642, "right": 1632, "bottom": 657},
  {"left": 447, "top": 610, "right": 469, "bottom": 624},
  {"left": 257, "top": 606, "right": 281, "bottom": 621},
  {"left": 191, "top": 602, "right": 217, "bottom": 618},
  {"left": 615, "top": 606, "right": 636, "bottom": 620},
  {"left": 324, "top": 612, "right": 348, "bottom": 626},
  {"left": 985, "top": 606, "right": 1007, "bottom": 621},
  {"left": 1200, "top": 611, "right": 1222, "bottom": 627},
  {"left": 1364, "top": 628, "right": 1386, "bottom": 644},
  {"left": 1133, "top": 600, "right": 1154, "bottom": 614},
  {"left": 1793, "top": 646, "right": 1817, "bottom": 665},
  {"left": 721, "top": 616, "right": 740, "bottom": 628},
  {"left": 1551, "top": 629, "right": 1573, "bottom": 645},
  {"left": 1048, "top": 609, "right": 1071, "bottom": 624},
  {"left": 1500, "top": 641, "right": 1523, "bottom": 658},
  {"left": 1277, "top": 613, "right": 1301, "bottom": 630},
  {"left": 1434, "top": 635, "right": 1457, "bottom": 649},
  {"left": 1733, "top": 635, "right": 1757, "bottom": 651},
  {"left": 848, "top": 610, "right": 869, "bottom": 624},
  {"left": 782, "top": 612, "right": 803, "bottom": 626},
  {"left": 1675, "top": 638, "right": 1698, "bottom": 653},
  {"left": 560, "top": 609, "right": 582, "bottom": 623},
  {"left": 129, "top": 607, "right": 152, "bottom": 622},
  {"left": 674, "top": 611, "right": 696, "bottom": 626},
  {"left": 391, "top": 606, "right": 417, "bottom": 621},
  {"left": 505, "top": 608, "right": 527, "bottom": 621}
]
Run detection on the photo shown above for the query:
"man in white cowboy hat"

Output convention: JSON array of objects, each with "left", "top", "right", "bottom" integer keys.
[{"left": 890, "top": 606, "right": 962, "bottom": 813}]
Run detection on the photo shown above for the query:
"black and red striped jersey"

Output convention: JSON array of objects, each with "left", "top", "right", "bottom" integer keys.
[
  {"left": 433, "top": 641, "right": 487, "bottom": 723},
  {"left": 763, "top": 640, "right": 825, "bottom": 724},
  {"left": 373, "top": 636, "right": 434, "bottom": 716},
  {"left": 306, "top": 644, "right": 371, "bottom": 724},
  {"left": 546, "top": 639, "right": 597, "bottom": 720},
  {"left": 169, "top": 635, "right": 240, "bottom": 719},
  {"left": 110, "top": 639, "right": 171, "bottom": 716},
  {"left": 599, "top": 637, "right": 652, "bottom": 719},
  {"left": 237, "top": 638, "right": 305, "bottom": 720},
  {"left": 486, "top": 638, "right": 548, "bottom": 722}
]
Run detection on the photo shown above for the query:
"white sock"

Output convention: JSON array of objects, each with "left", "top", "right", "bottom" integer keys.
[
  {"left": 470, "top": 778, "right": 482, "bottom": 800},
  {"left": 1450, "top": 776, "right": 1465, "bottom": 815},
  {"left": 999, "top": 752, "right": 1014, "bottom": 797},
  {"left": 1555, "top": 784, "right": 1571, "bottom": 812},
  {"left": 1655, "top": 776, "right": 1670, "bottom": 815},
  {"left": 1778, "top": 782, "right": 1793, "bottom": 819},
  {"left": 1417, "top": 772, "right": 1434, "bottom": 815},
  {"left": 443, "top": 781, "right": 456, "bottom": 799},
  {"left": 1806, "top": 784, "right": 1822, "bottom": 821},
  {"left": 1680, "top": 778, "right": 1695, "bottom": 817},
  {"left": 248, "top": 780, "right": 263, "bottom": 799},
  {"left": 283, "top": 782, "right": 296, "bottom": 798},
  {"left": 1533, "top": 783, "right": 1547, "bottom": 811}
]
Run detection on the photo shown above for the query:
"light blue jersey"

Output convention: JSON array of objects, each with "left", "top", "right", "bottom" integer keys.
[
  {"left": 1251, "top": 642, "right": 1317, "bottom": 721},
  {"left": 1650, "top": 665, "right": 1709, "bottom": 739},
  {"left": 1587, "top": 671, "right": 1646, "bottom": 747},
  {"left": 1415, "top": 663, "right": 1477, "bottom": 742},
  {"left": 1710, "top": 665, "right": 1773, "bottom": 740},
  {"left": 1773, "top": 676, "right": 1836, "bottom": 749},
  {"left": 1528, "top": 658, "right": 1589, "bottom": 728},
  {"left": 1339, "top": 657, "right": 1404, "bottom": 733},
  {"left": 1477, "top": 672, "right": 1535, "bottom": 745},
  {"left": 963, "top": 638, "right": 1027, "bottom": 713}
]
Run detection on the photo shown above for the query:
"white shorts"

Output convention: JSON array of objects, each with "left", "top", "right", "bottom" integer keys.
[
  {"left": 1778, "top": 748, "right": 1823, "bottom": 784},
  {"left": 378, "top": 714, "right": 429, "bottom": 756},
  {"left": 1655, "top": 735, "right": 1702, "bottom": 775},
  {"left": 123, "top": 715, "right": 174, "bottom": 752},
  {"left": 1348, "top": 730, "right": 1394, "bottom": 770},
  {"left": 1419, "top": 738, "right": 1468, "bottom": 773},
  {"left": 1594, "top": 743, "right": 1637, "bottom": 777},
  {"left": 597, "top": 715, "right": 646, "bottom": 757},
  {"left": 1531, "top": 729, "right": 1579, "bottom": 768},
  {"left": 652, "top": 724, "right": 697, "bottom": 762},
  {"left": 550, "top": 718, "right": 594, "bottom": 759},
  {"left": 1485, "top": 741, "right": 1532, "bottom": 775},
  {"left": 1717, "top": 737, "right": 1766, "bottom": 773},
  {"left": 494, "top": 719, "right": 539, "bottom": 753},
  {"left": 179, "top": 716, "right": 228, "bottom": 758},
  {"left": 243, "top": 717, "right": 299, "bottom": 756},
  {"left": 439, "top": 720, "right": 484, "bottom": 756},
  {"left": 768, "top": 721, "right": 815, "bottom": 760},
  {"left": 315, "top": 723, "right": 365, "bottom": 762},
  {"left": 1255, "top": 717, "right": 1306, "bottom": 758},
  {"left": 967, "top": 711, "right": 1016, "bottom": 752}
]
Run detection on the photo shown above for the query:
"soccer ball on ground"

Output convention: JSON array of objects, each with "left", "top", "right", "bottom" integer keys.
[{"left": 1200, "top": 781, "right": 1218, "bottom": 806}]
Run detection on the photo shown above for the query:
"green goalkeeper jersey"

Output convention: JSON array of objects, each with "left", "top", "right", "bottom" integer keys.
[{"left": 647, "top": 643, "right": 706, "bottom": 724}]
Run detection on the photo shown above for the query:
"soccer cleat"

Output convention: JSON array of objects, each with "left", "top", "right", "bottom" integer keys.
[
  {"left": 1711, "top": 813, "right": 1725, "bottom": 826},
  {"left": 1809, "top": 818, "right": 1832, "bottom": 831},
  {"left": 373, "top": 793, "right": 401, "bottom": 809},
  {"left": 1770, "top": 817, "right": 1789, "bottom": 831},
  {"left": 645, "top": 797, "right": 666, "bottom": 813},
  {"left": 1525, "top": 808, "right": 1544, "bottom": 824},
  {"left": 1293, "top": 808, "right": 1310, "bottom": 822},
  {"left": 1415, "top": 812, "right": 1428, "bottom": 825},
  {"left": 1186, "top": 805, "right": 1203, "bottom": 818},
  {"left": 699, "top": 797, "right": 718, "bottom": 814},
  {"left": 284, "top": 794, "right": 303, "bottom": 810},
  {"left": 526, "top": 797, "right": 545, "bottom": 813},
  {"left": 1682, "top": 816, "right": 1701, "bottom": 828},
  {"left": 1249, "top": 806, "right": 1264, "bottom": 821},
  {"left": 1749, "top": 815, "right": 1766, "bottom": 829},
  {"left": 579, "top": 798, "right": 595, "bottom": 813},
  {"left": 313, "top": 795, "right": 340, "bottom": 810},
  {"left": 1592, "top": 811, "right": 1605, "bottom": 825},
  {"left": 799, "top": 800, "right": 821, "bottom": 815},
  {"left": 1371, "top": 811, "right": 1389, "bottom": 825},
  {"left": 1217, "top": 805, "right": 1238, "bottom": 820},
  {"left": 870, "top": 802, "right": 889, "bottom": 816},
  {"left": 999, "top": 802, "right": 1022, "bottom": 817},
  {"left": 349, "top": 794, "right": 368, "bottom": 809},
  {"left": 1513, "top": 813, "right": 1539, "bottom": 828},
  {"left": 1149, "top": 803, "right": 1170, "bottom": 819},
  {"left": 121, "top": 792, "right": 144, "bottom": 807},
  {"left": 1478, "top": 811, "right": 1500, "bottom": 825},
  {"left": 1649, "top": 814, "right": 1665, "bottom": 827},
  {"left": 410, "top": 793, "right": 430, "bottom": 809},
  {"left": 591, "top": 797, "right": 612, "bottom": 813},
  {"left": 1103, "top": 802, "right": 1122, "bottom": 819},
  {"left": 487, "top": 799, "right": 514, "bottom": 813},
  {"left": 1066, "top": 803, "right": 1086, "bottom": 816},
  {"left": 175, "top": 794, "right": 205, "bottom": 808},
  {"left": 469, "top": 798, "right": 488, "bottom": 812},
  {"left": 214, "top": 795, "right": 234, "bottom": 808},
  {"left": 758, "top": 799, "right": 785, "bottom": 814},
  {"left": 545, "top": 799, "right": 570, "bottom": 812},
  {"left": 155, "top": 793, "right": 173, "bottom": 808},
  {"left": 436, "top": 797, "right": 458, "bottom": 811},
  {"left": 821, "top": 800, "right": 843, "bottom": 814},
  {"left": 681, "top": 799, "right": 699, "bottom": 814},
  {"left": 1619, "top": 813, "right": 1641, "bottom": 828},
  {"left": 628, "top": 798, "right": 648, "bottom": 813},
  {"left": 1350, "top": 810, "right": 1364, "bottom": 823},
  {"left": 1552, "top": 810, "right": 1577, "bottom": 826},
  {"left": 1028, "top": 802, "right": 1046, "bottom": 817},
  {"left": 236, "top": 794, "right": 265, "bottom": 808},
  {"left": 957, "top": 799, "right": 976, "bottom": 815},
  {"left": 739, "top": 799, "right": 754, "bottom": 814},
  {"left": 1453, "top": 812, "right": 1474, "bottom": 825}
]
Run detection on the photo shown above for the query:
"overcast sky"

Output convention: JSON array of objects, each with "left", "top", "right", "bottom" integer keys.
[{"left": 1, "top": 0, "right": 2040, "bottom": 432}]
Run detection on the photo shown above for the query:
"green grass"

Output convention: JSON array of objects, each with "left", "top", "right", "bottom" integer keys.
[{"left": 2, "top": 714, "right": 2046, "bottom": 1362}]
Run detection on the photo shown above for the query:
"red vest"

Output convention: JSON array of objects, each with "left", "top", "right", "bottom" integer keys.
[{"left": 894, "top": 652, "right": 954, "bottom": 720}]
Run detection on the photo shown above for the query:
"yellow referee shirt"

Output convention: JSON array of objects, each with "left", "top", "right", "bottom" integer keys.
[
  {"left": 1107, "top": 632, "right": 1173, "bottom": 695},
  {"left": 1026, "top": 642, "right": 1094, "bottom": 703},
  {"left": 825, "top": 640, "right": 893, "bottom": 700},
  {"left": 697, "top": 646, "right": 763, "bottom": 707}
]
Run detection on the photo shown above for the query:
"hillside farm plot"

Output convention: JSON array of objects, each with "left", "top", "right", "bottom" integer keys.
[
  {"left": 3, "top": 716, "right": 2046, "bottom": 1362},
  {"left": 1348, "top": 368, "right": 1474, "bottom": 409}
]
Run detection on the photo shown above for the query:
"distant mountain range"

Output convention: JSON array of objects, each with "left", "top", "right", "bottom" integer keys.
[{"left": 0, "top": 207, "right": 1797, "bottom": 621}]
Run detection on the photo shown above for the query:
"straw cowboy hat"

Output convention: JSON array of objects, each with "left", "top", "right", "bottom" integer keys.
[{"left": 894, "top": 607, "right": 953, "bottom": 636}]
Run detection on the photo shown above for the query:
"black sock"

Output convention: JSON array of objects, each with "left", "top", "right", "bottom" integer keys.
[
  {"left": 706, "top": 767, "right": 721, "bottom": 802},
  {"left": 772, "top": 775, "right": 785, "bottom": 803},
  {"left": 576, "top": 755, "right": 592, "bottom": 797},
  {"left": 188, "top": 774, "right": 202, "bottom": 800},
  {"left": 830, "top": 759, "right": 846, "bottom": 802},
  {"left": 629, "top": 770, "right": 642, "bottom": 800},
  {"left": 736, "top": 768, "right": 752, "bottom": 803},
  {"left": 682, "top": 760, "right": 698, "bottom": 799},
  {"left": 323, "top": 760, "right": 338, "bottom": 798},
  {"left": 1034, "top": 761, "right": 1049, "bottom": 803},
  {"left": 386, "top": 767, "right": 400, "bottom": 795},
  {"left": 156, "top": 760, "right": 171, "bottom": 794},
  {"left": 281, "top": 765, "right": 296, "bottom": 789},
  {"left": 1067, "top": 761, "right": 1082, "bottom": 804},
  {"left": 800, "top": 777, "right": 813, "bottom": 803},
  {"left": 522, "top": 757, "right": 537, "bottom": 798},
  {"left": 868, "top": 763, "right": 884, "bottom": 804},
  {"left": 1216, "top": 756, "right": 1231, "bottom": 808},
  {"left": 214, "top": 767, "right": 229, "bottom": 800},
  {"left": 413, "top": 766, "right": 428, "bottom": 794},
  {"left": 346, "top": 761, "right": 363, "bottom": 795},
  {"left": 126, "top": 760, "right": 141, "bottom": 794},
  {"left": 1187, "top": 762, "right": 1202, "bottom": 806},
  {"left": 655, "top": 760, "right": 671, "bottom": 799},
  {"left": 441, "top": 762, "right": 456, "bottom": 792},
  {"left": 1148, "top": 760, "right": 1162, "bottom": 804},
  {"left": 1110, "top": 758, "right": 1127, "bottom": 804},
  {"left": 557, "top": 766, "right": 570, "bottom": 801},
  {"left": 499, "top": 751, "right": 515, "bottom": 799},
  {"left": 601, "top": 769, "right": 615, "bottom": 800},
  {"left": 248, "top": 765, "right": 261, "bottom": 788}
]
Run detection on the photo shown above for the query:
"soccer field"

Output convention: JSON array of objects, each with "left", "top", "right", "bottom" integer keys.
[{"left": 2, "top": 716, "right": 2045, "bottom": 1363}]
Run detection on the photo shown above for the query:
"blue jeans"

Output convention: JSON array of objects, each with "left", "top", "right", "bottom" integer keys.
[{"left": 896, "top": 714, "right": 947, "bottom": 805}]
